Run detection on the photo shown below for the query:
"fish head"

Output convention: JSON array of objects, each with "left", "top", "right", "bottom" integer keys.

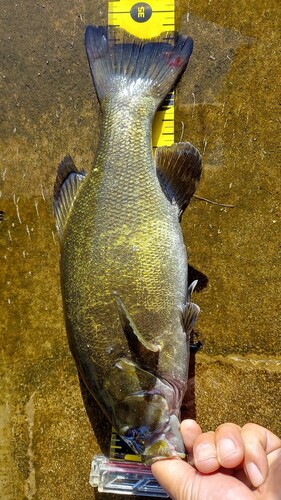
[{"left": 116, "top": 393, "right": 185, "bottom": 464}]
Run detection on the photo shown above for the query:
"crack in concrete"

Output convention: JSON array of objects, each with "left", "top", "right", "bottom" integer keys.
[
  {"left": 0, "top": 401, "right": 18, "bottom": 500},
  {"left": 198, "top": 353, "right": 281, "bottom": 372},
  {"left": 24, "top": 393, "right": 36, "bottom": 500}
]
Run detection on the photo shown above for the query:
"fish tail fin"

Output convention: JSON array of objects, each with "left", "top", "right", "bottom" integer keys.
[{"left": 85, "top": 26, "right": 193, "bottom": 102}]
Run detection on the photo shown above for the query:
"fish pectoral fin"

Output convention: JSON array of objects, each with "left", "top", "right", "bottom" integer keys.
[
  {"left": 155, "top": 142, "right": 202, "bottom": 219},
  {"left": 104, "top": 357, "right": 157, "bottom": 400},
  {"left": 114, "top": 294, "right": 160, "bottom": 368},
  {"left": 181, "top": 289, "right": 200, "bottom": 336},
  {"left": 103, "top": 358, "right": 170, "bottom": 438},
  {"left": 53, "top": 156, "right": 86, "bottom": 239}
]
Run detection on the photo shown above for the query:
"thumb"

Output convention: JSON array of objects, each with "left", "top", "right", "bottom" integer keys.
[{"left": 151, "top": 458, "right": 196, "bottom": 500}]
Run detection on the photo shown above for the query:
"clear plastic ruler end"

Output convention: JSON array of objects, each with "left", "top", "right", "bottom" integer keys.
[
  {"left": 89, "top": 430, "right": 168, "bottom": 496},
  {"left": 89, "top": 455, "right": 168, "bottom": 497}
]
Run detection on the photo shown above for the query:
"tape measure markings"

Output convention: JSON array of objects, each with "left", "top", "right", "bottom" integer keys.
[{"left": 108, "top": 0, "right": 175, "bottom": 460}]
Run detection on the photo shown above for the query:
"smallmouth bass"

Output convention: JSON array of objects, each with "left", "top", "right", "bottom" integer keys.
[{"left": 54, "top": 25, "right": 202, "bottom": 463}]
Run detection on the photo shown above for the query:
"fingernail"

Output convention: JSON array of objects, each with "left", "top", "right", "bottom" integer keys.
[
  {"left": 246, "top": 462, "right": 264, "bottom": 488},
  {"left": 218, "top": 438, "right": 237, "bottom": 459},
  {"left": 196, "top": 443, "right": 216, "bottom": 462}
]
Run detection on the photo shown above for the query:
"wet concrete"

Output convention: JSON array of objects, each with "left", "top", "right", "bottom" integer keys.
[{"left": 1, "top": 0, "right": 280, "bottom": 498}]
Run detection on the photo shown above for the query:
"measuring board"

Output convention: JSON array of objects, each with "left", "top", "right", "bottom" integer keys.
[
  {"left": 107, "top": 0, "right": 175, "bottom": 465},
  {"left": 108, "top": 0, "right": 175, "bottom": 149}
]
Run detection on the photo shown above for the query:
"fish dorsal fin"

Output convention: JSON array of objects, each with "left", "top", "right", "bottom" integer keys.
[
  {"left": 155, "top": 142, "right": 202, "bottom": 219},
  {"left": 53, "top": 156, "right": 86, "bottom": 239},
  {"left": 114, "top": 293, "right": 160, "bottom": 369},
  {"left": 181, "top": 280, "right": 200, "bottom": 335}
]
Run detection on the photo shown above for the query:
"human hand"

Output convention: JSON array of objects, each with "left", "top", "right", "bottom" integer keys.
[{"left": 152, "top": 420, "right": 281, "bottom": 499}]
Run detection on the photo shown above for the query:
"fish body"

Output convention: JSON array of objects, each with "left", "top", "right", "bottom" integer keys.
[{"left": 54, "top": 26, "right": 202, "bottom": 463}]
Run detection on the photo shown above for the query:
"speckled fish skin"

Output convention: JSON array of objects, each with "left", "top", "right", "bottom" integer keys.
[{"left": 54, "top": 26, "right": 201, "bottom": 463}]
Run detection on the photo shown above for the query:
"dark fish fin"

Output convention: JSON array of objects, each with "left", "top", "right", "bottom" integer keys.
[
  {"left": 181, "top": 281, "right": 200, "bottom": 336},
  {"left": 114, "top": 293, "right": 160, "bottom": 369},
  {"left": 53, "top": 156, "right": 86, "bottom": 238},
  {"left": 85, "top": 25, "right": 193, "bottom": 102},
  {"left": 156, "top": 142, "right": 202, "bottom": 219}
]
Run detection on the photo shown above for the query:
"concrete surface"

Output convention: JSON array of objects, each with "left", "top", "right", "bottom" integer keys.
[{"left": 1, "top": 0, "right": 280, "bottom": 498}]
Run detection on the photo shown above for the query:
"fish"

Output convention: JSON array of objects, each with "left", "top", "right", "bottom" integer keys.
[{"left": 54, "top": 25, "right": 202, "bottom": 464}]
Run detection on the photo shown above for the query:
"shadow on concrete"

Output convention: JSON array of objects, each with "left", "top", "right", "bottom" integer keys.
[
  {"left": 182, "top": 349, "right": 197, "bottom": 421},
  {"left": 79, "top": 373, "right": 112, "bottom": 455},
  {"left": 188, "top": 264, "right": 209, "bottom": 292},
  {"left": 182, "top": 263, "right": 207, "bottom": 421}
]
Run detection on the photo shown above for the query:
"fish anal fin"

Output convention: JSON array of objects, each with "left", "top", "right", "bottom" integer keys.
[
  {"left": 53, "top": 156, "right": 86, "bottom": 239},
  {"left": 114, "top": 294, "right": 160, "bottom": 369},
  {"left": 156, "top": 142, "right": 202, "bottom": 218}
]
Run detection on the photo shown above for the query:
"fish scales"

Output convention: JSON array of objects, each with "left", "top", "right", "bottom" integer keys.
[
  {"left": 54, "top": 26, "right": 202, "bottom": 463},
  {"left": 62, "top": 96, "right": 188, "bottom": 379}
]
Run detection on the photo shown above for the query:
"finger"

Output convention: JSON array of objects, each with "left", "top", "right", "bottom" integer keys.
[
  {"left": 180, "top": 419, "right": 202, "bottom": 447},
  {"left": 180, "top": 419, "right": 202, "bottom": 463},
  {"left": 214, "top": 423, "right": 244, "bottom": 469},
  {"left": 193, "top": 431, "right": 220, "bottom": 473},
  {"left": 261, "top": 449, "right": 281, "bottom": 497},
  {"left": 242, "top": 423, "right": 281, "bottom": 488},
  {"left": 152, "top": 458, "right": 196, "bottom": 500}
]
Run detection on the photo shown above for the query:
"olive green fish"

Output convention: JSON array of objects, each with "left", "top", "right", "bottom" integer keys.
[{"left": 54, "top": 25, "right": 202, "bottom": 463}]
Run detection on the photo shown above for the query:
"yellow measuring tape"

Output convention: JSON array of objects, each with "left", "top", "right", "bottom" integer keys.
[
  {"left": 108, "top": 0, "right": 175, "bottom": 37},
  {"left": 108, "top": 0, "right": 175, "bottom": 149},
  {"left": 107, "top": 0, "right": 175, "bottom": 462}
]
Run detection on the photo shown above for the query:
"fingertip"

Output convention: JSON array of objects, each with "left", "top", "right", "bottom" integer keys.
[
  {"left": 181, "top": 419, "right": 202, "bottom": 434},
  {"left": 245, "top": 461, "right": 265, "bottom": 488},
  {"left": 214, "top": 423, "right": 244, "bottom": 468},
  {"left": 180, "top": 419, "right": 202, "bottom": 452},
  {"left": 244, "top": 441, "right": 269, "bottom": 488},
  {"left": 241, "top": 423, "right": 270, "bottom": 486},
  {"left": 194, "top": 442, "right": 219, "bottom": 473}
]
